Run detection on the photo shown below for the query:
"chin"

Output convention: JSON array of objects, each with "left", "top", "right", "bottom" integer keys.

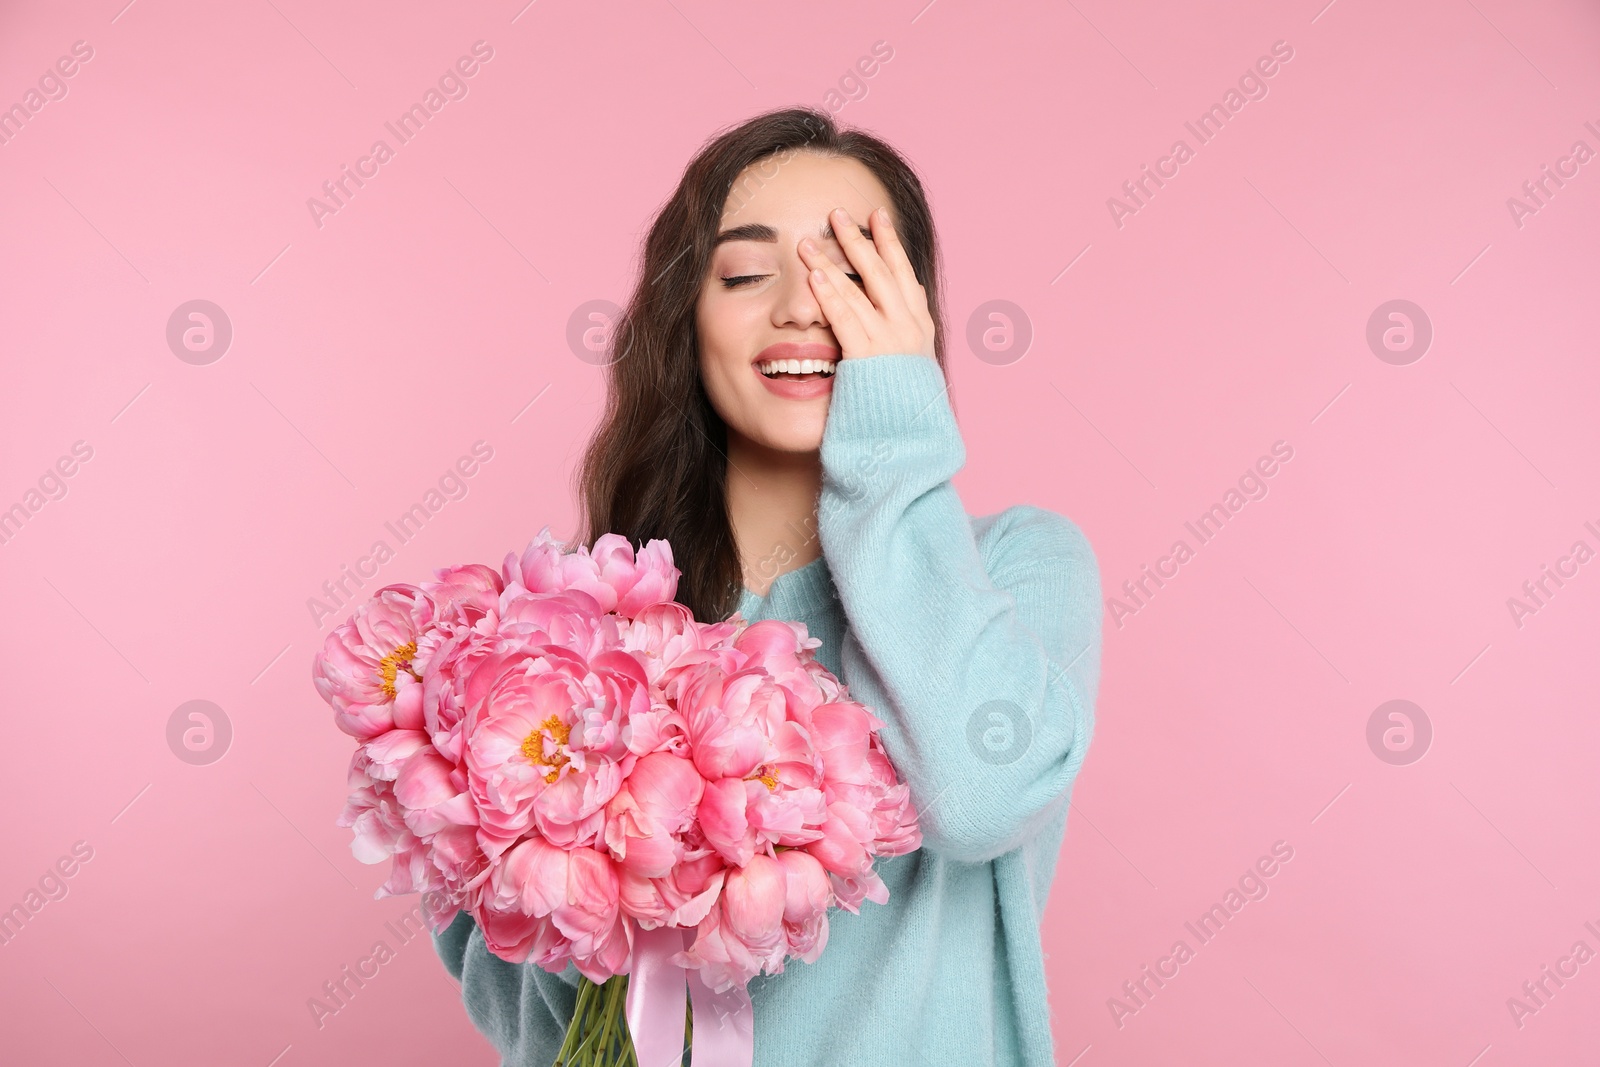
[
  {"left": 763, "top": 432, "right": 824, "bottom": 455},
  {"left": 741, "top": 421, "right": 824, "bottom": 454}
]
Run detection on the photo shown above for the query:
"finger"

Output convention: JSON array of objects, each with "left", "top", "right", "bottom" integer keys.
[
  {"left": 831, "top": 207, "right": 908, "bottom": 320},
  {"left": 806, "top": 263, "right": 872, "bottom": 355},
  {"left": 800, "top": 234, "right": 879, "bottom": 324},
  {"left": 867, "top": 208, "right": 927, "bottom": 313}
]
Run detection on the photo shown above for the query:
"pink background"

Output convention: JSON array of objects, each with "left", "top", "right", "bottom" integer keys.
[{"left": 3, "top": 0, "right": 1597, "bottom": 1064}]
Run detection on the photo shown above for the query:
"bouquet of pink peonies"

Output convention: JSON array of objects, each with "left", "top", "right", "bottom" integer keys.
[{"left": 311, "top": 528, "right": 921, "bottom": 1066}]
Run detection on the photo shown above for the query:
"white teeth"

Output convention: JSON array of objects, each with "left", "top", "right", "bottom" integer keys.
[{"left": 758, "top": 358, "right": 835, "bottom": 376}]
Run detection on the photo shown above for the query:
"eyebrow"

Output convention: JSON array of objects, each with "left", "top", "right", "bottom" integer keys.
[{"left": 712, "top": 219, "right": 874, "bottom": 249}]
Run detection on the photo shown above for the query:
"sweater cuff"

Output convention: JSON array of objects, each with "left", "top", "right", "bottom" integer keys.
[{"left": 821, "top": 353, "right": 955, "bottom": 445}]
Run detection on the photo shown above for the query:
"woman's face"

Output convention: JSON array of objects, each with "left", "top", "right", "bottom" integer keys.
[{"left": 696, "top": 151, "right": 894, "bottom": 455}]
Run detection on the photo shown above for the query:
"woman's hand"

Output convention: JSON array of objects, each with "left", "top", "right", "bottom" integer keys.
[{"left": 799, "top": 206, "right": 936, "bottom": 364}]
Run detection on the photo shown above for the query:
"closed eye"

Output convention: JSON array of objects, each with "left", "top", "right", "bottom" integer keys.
[{"left": 720, "top": 273, "right": 864, "bottom": 289}]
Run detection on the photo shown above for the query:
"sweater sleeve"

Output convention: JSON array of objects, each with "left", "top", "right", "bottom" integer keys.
[
  {"left": 430, "top": 910, "right": 581, "bottom": 1065},
  {"left": 817, "top": 353, "right": 1102, "bottom": 866}
]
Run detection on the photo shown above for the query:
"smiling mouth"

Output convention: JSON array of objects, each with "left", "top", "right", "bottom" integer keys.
[{"left": 756, "top": 358, "right": 837, "bottom": 381}]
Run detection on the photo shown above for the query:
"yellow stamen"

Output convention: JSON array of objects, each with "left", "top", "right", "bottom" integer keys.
[
  {"left": 521, "top": 715, "right": 573, "bottom": 784},
  {"left": 378, "top": 642, "right": 419, "bottom": 699},
  {"left": 743, "top": 764, "right": 778, "bottom": 791}
]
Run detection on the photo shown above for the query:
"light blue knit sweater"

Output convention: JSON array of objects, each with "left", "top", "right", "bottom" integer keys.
[{"left": 431, "top": 353, "right": 1103, "bottom": 1066}]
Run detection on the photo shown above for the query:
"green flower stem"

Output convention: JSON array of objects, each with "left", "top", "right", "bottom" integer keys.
[
  {"left": 555, "top": 976, "right": 600, "bottom": 1066},
  {"left": 576, "top": 989, "right": 607, "bottom": 1064},
  {"left": 601, "top": 975, "right": 622, "bottom": 1059},
  {"left": 553, "top": 972, "right": 697, "bottom": 1067}
]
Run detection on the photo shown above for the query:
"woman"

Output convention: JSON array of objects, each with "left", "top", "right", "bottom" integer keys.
[{"left": 432, "top": 106, "right": 1103, "bottom": 1067}]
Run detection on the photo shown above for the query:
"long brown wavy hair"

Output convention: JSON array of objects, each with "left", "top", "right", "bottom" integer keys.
[{"left": 574, "top": 106, "right": 949, "bottom": 623}]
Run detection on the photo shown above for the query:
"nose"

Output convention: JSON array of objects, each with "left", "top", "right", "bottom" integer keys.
[{"left": 772, "top": 246, "right": 829, "bottom": 331}]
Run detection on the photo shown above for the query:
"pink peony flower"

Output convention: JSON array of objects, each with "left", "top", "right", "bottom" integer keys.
[
  {"left": 362, "top": 728, "right": 430, "bottom": 782},
  {"left": 602, "top": 751, "right": 705, "bottom": 877},
  {"left": 596, "top": 535, "right": 678, "bottom": 618},
  {"left": 312, "top": 584, "right": 434, "bottom": 738},
  {"left": 618, "top": 846, "right": 726, "bottom": 929},
  {"left": 697, "top": 775, "right": 760, "bottom": 869},
  {"left": 805, "top": 805, "right": 889, "bottom": 914},
  {"left": 392, "top": 746, "right": 477, "bottom": 839},
  {"left": 674, "top": 853, "right": 787, "bottom": 993},
  {"left": 496, "top": 586, "right": 618, "bottom": 662},
  {"left": 478, "top": 838, "right": 633, "bottom": 982},
  {"left": 423, "top": 563, "right": 504, "bottom": 628},
  {"left": 721, "top": 852, "right": 786, "bottom": 956},
  {"left": 475, "top": 834, "right": 575, "bottom": 967},
  {"left": 417, "top": 622, "right": 497, "bottom": 765},
  {"left": 502, "top": 527, "right": 678, "bottom": 619},
  {"left": 428, "top": 822, "right": 492, "bottom": 913},
  {"left": 616, "top": 602, "right": 734, "bottom": 691},
  {"left": 461, "top": 643, "right": 647, "bottom": 858},
  {"left": 337, "top": 751, "right": 437, "bottom": 896},
  {"left": 773, "top": 848, "right": 831, "bottom": 963},
  {"left": 680, "top": 666, "right": 787, "bottom": 782},
  {"left": 313, "top": 529, "right": 922, "bottom": 1004}
]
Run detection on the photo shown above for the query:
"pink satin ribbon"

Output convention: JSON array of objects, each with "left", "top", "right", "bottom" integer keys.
[{"left": 625, "top": 925, "right": 754, "bottom": 1067}]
